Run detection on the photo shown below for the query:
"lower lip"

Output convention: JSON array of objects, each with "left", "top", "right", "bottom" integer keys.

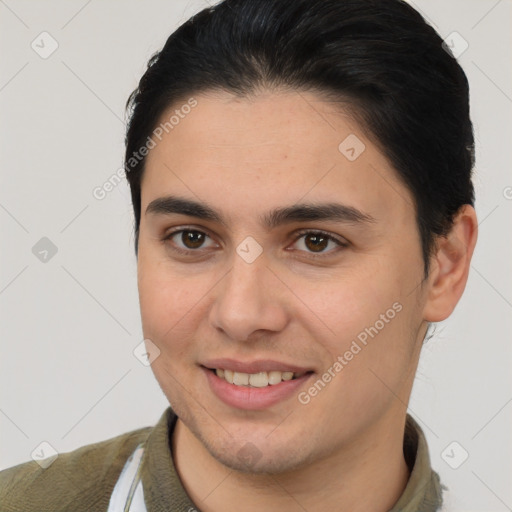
[{"left": 203, "top": 367, "right": 313, "bottom": 410}]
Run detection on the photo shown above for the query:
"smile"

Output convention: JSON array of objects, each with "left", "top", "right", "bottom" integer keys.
[
  {"left": 212, "top": 368, "right": 305, "bottom": 387},
  {"left": 201, "top": 361, "right": 315, "bottom": 410}
]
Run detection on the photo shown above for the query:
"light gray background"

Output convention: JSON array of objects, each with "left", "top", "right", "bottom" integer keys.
[{"left": 0, "top": 1, "right": 511, "bottom": 510}]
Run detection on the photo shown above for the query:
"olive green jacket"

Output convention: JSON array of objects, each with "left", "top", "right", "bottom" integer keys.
[{"left": 0, "top": 408, "right": 445, "bottom": 511}]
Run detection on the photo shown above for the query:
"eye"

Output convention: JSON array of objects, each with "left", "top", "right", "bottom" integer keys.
[
  {"left": 162, "top": 227, "right": 348, "bottom": 258},
  {"left": 290, "top": 230, "right": 348, "bottom": 257},
  {"left": 162, "top": 228, "right": 217, "bottom": 255}
]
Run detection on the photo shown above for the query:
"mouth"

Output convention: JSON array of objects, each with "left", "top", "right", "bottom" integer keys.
[
  {"left": 205, "top": 367, "right": 311, "bottom": 388},
  {"left": 201, "top": 360, "right": 315, "bottom": 410}
]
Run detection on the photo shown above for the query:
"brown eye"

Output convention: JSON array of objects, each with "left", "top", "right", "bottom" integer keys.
[
  {"left": 292, "top": 230, "right": 347, "bottom": 257},
  {"left": 181, "top": 230, "right": 206, "bottom": 249},
  {"left": 163, "top": 228, "right": 217, "bottom": 255},
  {"left": 303, "top": 233, "right": 329, "bottom": 253}
]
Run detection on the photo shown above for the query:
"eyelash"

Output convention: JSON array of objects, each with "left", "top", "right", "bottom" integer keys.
[{"left": 161, "top": 227, "right": 348, "bottom": 259}]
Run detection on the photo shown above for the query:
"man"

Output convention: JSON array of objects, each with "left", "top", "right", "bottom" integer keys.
[{"left": 0, "top": 0, "right": 478, "bottom": 510}]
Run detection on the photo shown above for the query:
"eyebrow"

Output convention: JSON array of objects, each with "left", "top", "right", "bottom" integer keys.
[{"left": 145, "top": 195, "right": 377, "bottom": 229}]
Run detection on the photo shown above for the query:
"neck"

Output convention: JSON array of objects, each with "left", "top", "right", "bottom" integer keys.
[{"left": 172, "top": 407, "right": 411, "bottom": 512}]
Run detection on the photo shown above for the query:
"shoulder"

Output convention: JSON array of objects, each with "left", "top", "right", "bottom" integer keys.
[{"left": 0, "top": 425, "right": 152, "bottom": 512}]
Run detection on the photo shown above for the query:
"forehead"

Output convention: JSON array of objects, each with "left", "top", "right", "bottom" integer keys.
[{"left": 141, "top": 90, "right": 414, "bottom": 230}]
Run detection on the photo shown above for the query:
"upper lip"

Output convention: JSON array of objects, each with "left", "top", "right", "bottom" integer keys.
[{"left": 202, "top": 358, "right": 313, "bottom": 376}]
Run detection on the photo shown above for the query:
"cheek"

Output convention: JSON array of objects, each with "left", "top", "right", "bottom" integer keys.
[
  {"left": 299, "top": 266, "right": 393, "bottom": 343},
  {"left": 303, "top": 268, "right": 414, "bottom": 382},
  {"left": 137, "top": 254, "right": 215, "bottom": 363},
  {"left": 138, "top": 250, "right": 185, "bottom": 338},
  {"left": 139, "top": 279, "right": 197, "bottom": 344},
  {"left": 137, "top": 265, "right": 204, "bottom": 404}
]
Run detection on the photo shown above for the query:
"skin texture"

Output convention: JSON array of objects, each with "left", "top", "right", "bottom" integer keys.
[{"left": 136, "top": 89, "right": 478, "bottom": 511}]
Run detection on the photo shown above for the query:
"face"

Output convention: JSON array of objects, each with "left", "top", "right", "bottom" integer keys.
[{"left": 137, "top": 89, "right": 430, "bottom": 474}]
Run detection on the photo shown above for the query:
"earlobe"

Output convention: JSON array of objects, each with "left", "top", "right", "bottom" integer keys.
[{"left": 423, "top": 205, "right": 478, "bottom": 322}]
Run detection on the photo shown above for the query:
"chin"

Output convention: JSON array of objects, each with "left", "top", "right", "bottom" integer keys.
[
  {"left": 191, "top": 417, "right": 317, "bottom": 475},
  {"left": 205, "top": 439, "right": 308, "bottom": 475},
  {"left": 165, "top": 383, "right": 323, "bottom": 475}
]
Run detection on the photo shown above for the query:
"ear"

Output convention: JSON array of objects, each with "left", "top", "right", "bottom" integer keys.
[{"left": 422, "top": 204, "right": 478, "bottom": 322}]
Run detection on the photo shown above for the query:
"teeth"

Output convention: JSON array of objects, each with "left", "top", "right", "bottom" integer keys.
[
  {"left": 214, "top": 369, "right": 299, "bottom": 387},
  {"left": 267, "top": 371, "right": 283, "bottom": 385},
  {"left": 233, "top": 372, "right": 249, "bottom": 386},
  {"left": 249, "top": 372, "right": 268, "bottom": 388}
]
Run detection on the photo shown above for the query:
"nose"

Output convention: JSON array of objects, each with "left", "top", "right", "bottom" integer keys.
[{"left": 208, "top": 251, "right": 288, "bottom": 342}]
